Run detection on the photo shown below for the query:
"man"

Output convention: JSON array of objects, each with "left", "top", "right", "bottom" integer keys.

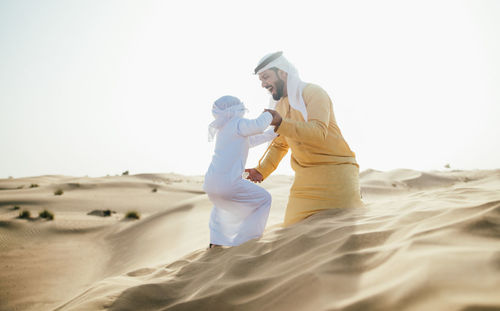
[{"left": 245, "top": 51, "right": 363, "bottom": 227}]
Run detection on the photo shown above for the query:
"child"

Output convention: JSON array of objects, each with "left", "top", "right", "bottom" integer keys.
[{"left": 203, "top": 95, "right": 277, "bottom": 248}]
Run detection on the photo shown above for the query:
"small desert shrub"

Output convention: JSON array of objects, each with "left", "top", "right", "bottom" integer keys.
[
  {"left": 13, "top": 206, "right": 20, "bottom": 210},
  {"left": 87, "top": 209, "right": 114, "bottom": 217},
  {"left": 16, "top": 185, "right": 24, "bottom": 189},
  {"left": 125, "top": 211, "right": 140, "bottom": 220},
  {"left": 19, "top": 210, "right": 30, "bottom": 219},
  {"left": 54, "top": 189, "right": 64, "bottom": 196},
  {"left": 39, "top": 210, "right": 54, "bottom": 220},
  {"left": 122, "top": 170, "right": 129, "bottom": 176},
  {"left": 152, "top": 188, "right": 158, "bottom": 193},
  {"left": 30, "top": 184, "right": 39, "bottom": 188}
]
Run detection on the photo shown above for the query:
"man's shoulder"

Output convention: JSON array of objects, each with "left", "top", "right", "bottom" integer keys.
[
  {"left": 303, "top": 83, "right": 330, "bottom": 101},
  {"left": 303, "top": 83, "right": 324, "bottom": 92}
]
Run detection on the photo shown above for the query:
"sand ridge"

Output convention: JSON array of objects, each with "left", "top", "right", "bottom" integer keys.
[{"left": 1, "top": 170, "right": 499, "bottom": 310}]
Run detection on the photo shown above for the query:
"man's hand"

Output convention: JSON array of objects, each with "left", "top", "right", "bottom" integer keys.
[
  {"left": 244, "top": 168, "right": 263, "bottom": 183},
  {"left": 264, "top": 109, "right": 282, "bottom": 127}
]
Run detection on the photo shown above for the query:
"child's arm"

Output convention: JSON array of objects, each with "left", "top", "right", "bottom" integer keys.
[
  {"left": 237, "top": 111, "right": 273, "bottom": 137},
  {"left": 248, "top": 129, "right": 278, "bottom": 148}
]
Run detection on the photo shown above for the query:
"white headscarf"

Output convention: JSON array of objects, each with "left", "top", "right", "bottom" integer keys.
[
  {"left": 255, "top": 52, "right": 308, "bottom": 121},
  {"left": 208, "top": 95, "right": 247, "bottom": 142}
]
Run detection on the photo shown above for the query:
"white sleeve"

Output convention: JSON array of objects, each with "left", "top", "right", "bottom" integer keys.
[
  {"left": 237, "top": 111, "right": 273, "bottom": 137},
  {"left": 248, "top": 129, "right": 278, "bottom": 148}
]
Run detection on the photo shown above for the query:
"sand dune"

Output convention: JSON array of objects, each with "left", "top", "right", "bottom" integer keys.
[{"left": 1, "top": 170, "right": 499, "bottom": 310}]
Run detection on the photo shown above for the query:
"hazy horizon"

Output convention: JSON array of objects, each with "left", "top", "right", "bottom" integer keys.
[{"left": 1, "top": 0, "right": 499, "bottom": 179}]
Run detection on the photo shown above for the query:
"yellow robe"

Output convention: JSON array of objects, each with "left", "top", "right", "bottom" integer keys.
[{"left": 256, "top": 84, "right": 363, "bottom": 226}]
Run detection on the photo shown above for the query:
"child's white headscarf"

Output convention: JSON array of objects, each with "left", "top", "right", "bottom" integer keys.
[{"left": 208, "top": 95, "right": 247, "bottom": 142}]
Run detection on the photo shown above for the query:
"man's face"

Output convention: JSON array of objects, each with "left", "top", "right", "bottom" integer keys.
[{"left": 259, "top": 69, "right": 285, "bottom": 101}]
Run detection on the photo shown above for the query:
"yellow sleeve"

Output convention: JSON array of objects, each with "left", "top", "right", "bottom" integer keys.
[
  {"left": 276, "top": 86, "right": 330, "bottom": 143},
  {"left": 255, "top": 134, "right": 289, "bottom": 180},
  {"left": 276, "top": 119, "right": 327, "bottom": 143}
]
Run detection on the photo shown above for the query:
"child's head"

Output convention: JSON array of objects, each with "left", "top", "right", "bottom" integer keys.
[
  {"left": 212, "top": 95, "right": 247, "bottom": 119},
  {"left": 213, "top": 96, "right": 244, "bottom": 114},
  {"left": 208, "top": 95, "right": 247, "bottom": 141}
]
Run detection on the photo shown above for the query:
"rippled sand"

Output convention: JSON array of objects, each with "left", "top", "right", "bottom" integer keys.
[{"left": 1, "top": 169, "right": 499, "bottom": 310}]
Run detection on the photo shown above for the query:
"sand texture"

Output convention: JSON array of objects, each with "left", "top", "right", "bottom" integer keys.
[{"left": 1, "top": 169, "right": 499, "bottom": 311}]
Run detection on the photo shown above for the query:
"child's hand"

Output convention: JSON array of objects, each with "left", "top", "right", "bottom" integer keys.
[{"left": 245, "top": 168, "right": 263, "bottom": 183}]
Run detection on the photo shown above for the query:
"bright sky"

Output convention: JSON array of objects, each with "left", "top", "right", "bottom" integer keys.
[{"left": 1, "top": 0, "right": 499, "bottom": 178}]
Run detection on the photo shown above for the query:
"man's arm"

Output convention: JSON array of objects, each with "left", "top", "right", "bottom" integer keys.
[
  {"left": 254, "top": 134, "right": 289, "bottom": 180},
  {"left": 273, "top": 85, "right": 331, "bottom": 144},
  {"left": 276, "top": 119, "right": 328, "bottom": 143}
]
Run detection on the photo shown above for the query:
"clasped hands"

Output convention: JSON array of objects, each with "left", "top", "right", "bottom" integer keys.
[
  {"left": 245, "top": 109, "right": 282, "bottom": 183},
  {"left": 264, "top": 109, "right": 282, "bottom": 127}
]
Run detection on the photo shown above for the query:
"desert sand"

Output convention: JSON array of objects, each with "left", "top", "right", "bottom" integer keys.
[{"left": 0, "top": 169, "right": 499, "bottom": 311}]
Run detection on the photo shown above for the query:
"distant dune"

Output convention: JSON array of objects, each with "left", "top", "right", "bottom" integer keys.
[{"left": 0, "top": 169, "right": 499, "bottom": 310}]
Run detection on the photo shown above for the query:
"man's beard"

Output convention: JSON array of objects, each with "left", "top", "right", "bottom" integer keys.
[{"left": 272, "top": 77, "right": 285, "bottom": 100}]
